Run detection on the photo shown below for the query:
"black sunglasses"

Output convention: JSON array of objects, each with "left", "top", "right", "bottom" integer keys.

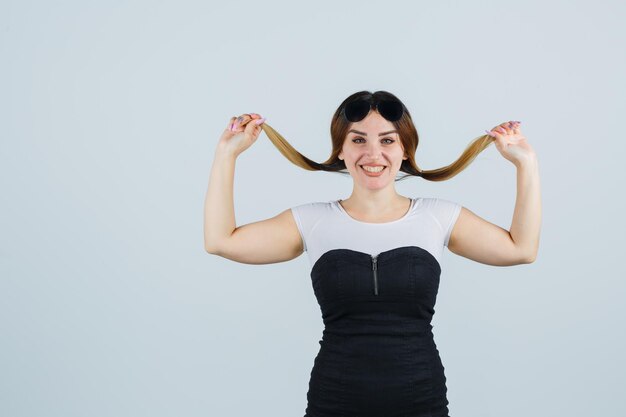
[{"left": 342, "top": 96, "right": 405, "bottom": 122}]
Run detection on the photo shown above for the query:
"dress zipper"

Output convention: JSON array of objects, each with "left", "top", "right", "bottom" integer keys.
[{"left": 372, "top": 255, "right": 379, "bottom": 295}]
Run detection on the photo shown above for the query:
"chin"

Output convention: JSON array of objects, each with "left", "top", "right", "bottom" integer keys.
[{"left": 359, "top": 180, "right": 390, "bottom": 189}]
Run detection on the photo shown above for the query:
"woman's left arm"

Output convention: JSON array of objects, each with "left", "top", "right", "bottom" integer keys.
[{"left": 448, "top": 121, "right": 542, "bottom": 266}]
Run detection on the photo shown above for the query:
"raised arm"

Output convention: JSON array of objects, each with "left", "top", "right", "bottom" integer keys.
[
  {"left": 448, "top": 121, "right": 542, "bottom": 266},
  {"left": 203, "top": 113, "right": 303, "bottom": 264}
]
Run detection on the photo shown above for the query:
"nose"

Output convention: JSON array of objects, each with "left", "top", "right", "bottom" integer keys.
[{"left": 365, "top": 142, "right": 383, "bottom": 159}]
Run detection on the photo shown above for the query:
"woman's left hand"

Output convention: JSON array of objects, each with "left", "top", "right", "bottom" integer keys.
[{"left": 486, "top": 121, "right": 536, "bottom": 166}]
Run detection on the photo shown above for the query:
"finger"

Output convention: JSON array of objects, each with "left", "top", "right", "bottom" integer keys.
[
  {"left": 505, "top": 120, "right": 521, "bottom": 134},
  {"left": 230, "top": 116, "right": 252, "bottom": 132},
  {"left": 485, "top": 128, "right": 501, "bottom": 139},
  {"left": 507, "top": 121, "right": 520, "bottom": 133},
  {"left": 487, "top": 126, "right": 510, "bottom": 149},
  {"left": 495, "top": 125, "right": 509, "bottom": 135},
  {"left": 497, "top": 123, "right": 511, "bottom": 135},
  {"left": 227, "top": 116, "right": 237, "bottom": 131},
  {"left": 240, "top": 113, "right": 264, "bottom": 127},
  {"left": 236, "top": 114, "right": 252, "bottom": 124},
  {"left": 494, "top": 122, "right": 510, "bottom": 135},
  {"left": 489, "top": 128, "right": 507, "bottom": 149},
  {"left": 489, "top": 126, "right": 504, "bottom": 136},
  {"left": 232, "top": 114, "right": 252, "bottom": 131},
  {"left": 244, "top": 116, "right": 262, "bottom": 139}
]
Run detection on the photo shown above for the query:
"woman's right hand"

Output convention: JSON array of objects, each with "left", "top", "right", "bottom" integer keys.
[{"left": 216, "top": 113, "right": 266, "bottom": 158}]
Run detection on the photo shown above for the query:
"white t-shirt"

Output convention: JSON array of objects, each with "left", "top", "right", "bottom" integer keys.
[{"left": 290, "top": 197, "right": 462, "bottom": 270}]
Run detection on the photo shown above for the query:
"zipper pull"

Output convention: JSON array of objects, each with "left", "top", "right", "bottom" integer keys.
[{"left": 372, "top": 255, "right": 378, "bottom": 295}]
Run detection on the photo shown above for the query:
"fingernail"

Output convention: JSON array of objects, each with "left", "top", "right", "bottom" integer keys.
[{"left": 254, "top": 117, "right": 266, "bottom": 125}]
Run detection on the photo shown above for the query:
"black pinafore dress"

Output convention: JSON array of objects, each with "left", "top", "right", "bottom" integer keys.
[{"left": 303, "top": 245, "right": 450, "bottom": 417}]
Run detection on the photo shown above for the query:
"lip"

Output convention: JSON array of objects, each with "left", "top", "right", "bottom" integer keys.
[{"left": 360, "top": 165, "right": 386, "bottom": 176}]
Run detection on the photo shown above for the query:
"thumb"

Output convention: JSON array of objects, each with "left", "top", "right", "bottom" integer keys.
[{"left": 244, "top": 116, "right": 265, "bottom": 140}]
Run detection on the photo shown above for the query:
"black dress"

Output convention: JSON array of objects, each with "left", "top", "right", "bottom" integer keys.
[{"left": 303, "top": 245, "right": 450, "bottom": 417}]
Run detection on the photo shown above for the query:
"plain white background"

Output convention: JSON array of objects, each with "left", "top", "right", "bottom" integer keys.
[{"left": 1, "top": 1, "right": 625, "bottom": 416}]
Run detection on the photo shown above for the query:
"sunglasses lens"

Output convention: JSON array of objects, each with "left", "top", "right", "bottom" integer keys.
[
  {"left": 343, "top": 97, "right": 404, "bottom": 122},
  {"left": 378, "top": 100, "right": 404, "bottom": 121},
  {"left": 344, "top": 100, "right": 371, "bottom": 122}
]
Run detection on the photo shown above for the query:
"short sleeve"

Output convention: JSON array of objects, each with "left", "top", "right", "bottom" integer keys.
[
  {"left": 290, "top": 206, "right": 307, "bottom": 252},
  {"left": 429, "top": 198, "right": 462, "bottom": 247},
  {"left": 289, "top": 201, "right": 329, "bottom": 254}
]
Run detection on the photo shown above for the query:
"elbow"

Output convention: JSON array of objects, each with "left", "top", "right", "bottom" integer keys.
[
  {"left": 204, "top": 234, "right": 224, "bottom": 255},
  {"left": 511, "top": 246, "right": 537, "bottom": 265},
  {"left": 523, "top": 256, "right": 536, "bottom": 264},
  {"left": 522, "top": 250, "right": 538, "bottom": 264},
  {"left": 204, "top": 243, "right": 221, "bottom": 255}
]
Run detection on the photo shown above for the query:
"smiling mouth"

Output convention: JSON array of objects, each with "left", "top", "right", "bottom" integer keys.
[{"left": 360, "top": 165, "right": 386, "bottom": 173}]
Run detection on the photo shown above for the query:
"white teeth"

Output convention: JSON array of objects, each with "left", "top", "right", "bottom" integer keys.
[{"left": 361, "top": 165, "right": 385, "bottom": 173}]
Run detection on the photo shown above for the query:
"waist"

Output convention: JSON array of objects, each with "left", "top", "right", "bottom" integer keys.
[{"left": 323, "top": 317, "right": 433, "bottom": 338}]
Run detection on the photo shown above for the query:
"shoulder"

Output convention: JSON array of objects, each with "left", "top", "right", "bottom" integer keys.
[
  {"left": 415, "top": 197, "right": 463, "bottom": 244},
  {"left": 290, "top": 200, "right": 334, "bottom": 214},
  {"left": 289, "top": 200, "right": 336, "bottom": 223},
  {"left": 414, "top": 197, "right": 462, "bottom": 215}
]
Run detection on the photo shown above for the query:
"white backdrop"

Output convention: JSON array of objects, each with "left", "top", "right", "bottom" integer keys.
[{"left": 1, "top": 1, "right": 625, "bottom": 416}]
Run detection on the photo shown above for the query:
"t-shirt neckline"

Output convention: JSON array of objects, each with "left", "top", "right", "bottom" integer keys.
[{"left": 335, "top": 198, "right": 415, "bottom": 225}]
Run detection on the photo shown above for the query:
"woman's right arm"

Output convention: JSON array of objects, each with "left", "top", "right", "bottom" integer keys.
[{"left": 203, "top": 114, "right": 304, "bottom": 264}]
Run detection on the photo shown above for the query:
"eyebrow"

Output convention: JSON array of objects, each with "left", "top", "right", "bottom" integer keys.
[{"left": 348, "top": 129, "right": 398, "bottom": 136}]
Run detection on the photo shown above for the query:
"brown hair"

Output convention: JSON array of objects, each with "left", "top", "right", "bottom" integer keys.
[{"left": 258, "top": 90, "right": 496, "bottom": 182}]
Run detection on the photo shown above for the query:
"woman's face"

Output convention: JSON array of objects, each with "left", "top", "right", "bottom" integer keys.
[{"left": 338, "top": 110, "right": 408, "bottom": 190}]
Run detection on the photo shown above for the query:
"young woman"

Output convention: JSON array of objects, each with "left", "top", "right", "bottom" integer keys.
[{"left": 204, "top": 90, "right": 541, "bottom": 416}]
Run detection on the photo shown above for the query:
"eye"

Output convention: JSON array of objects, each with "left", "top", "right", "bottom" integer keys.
[{"left": 352, "top": 137, "right": 396, "bottom": 144}]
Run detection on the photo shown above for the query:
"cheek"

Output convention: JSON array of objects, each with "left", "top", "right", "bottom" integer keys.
[
  {"left": 394, "top": 148, "right": 406, "bottom": 161},
  {"left": 343, "top": 149, "right": 359, "bottom": 162}
]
